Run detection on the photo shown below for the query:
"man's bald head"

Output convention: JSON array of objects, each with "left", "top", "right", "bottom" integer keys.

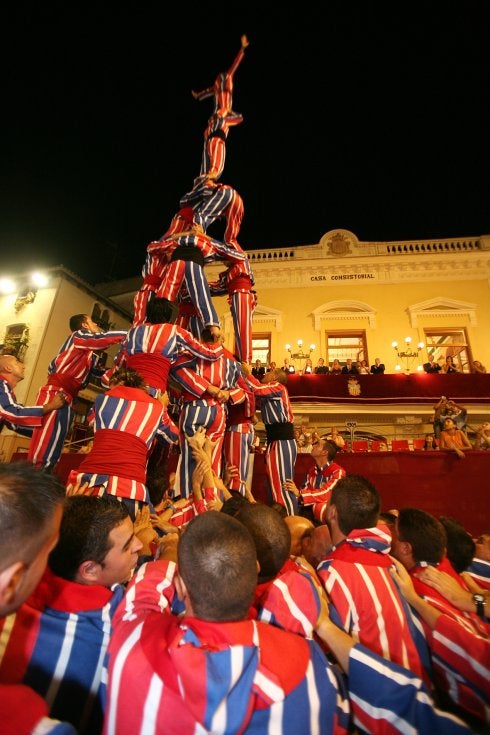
[
  {"left": 284, "top": 515, "right": 314, "bottom": 557},
  {"left": 0, "top": 354, "right": 25, "bottom": 385}
]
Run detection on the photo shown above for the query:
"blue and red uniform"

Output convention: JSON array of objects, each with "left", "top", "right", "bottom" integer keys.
[
  {"left": 0, "top": 566, "right": 124, "bottom": 734},
  {"left": 108, "top": 322, "right": 223, "bottom": 395},
  {"left": 223, "top": 370, "right": 256, "bottom": 494},
  {"left": 27, "top": 328, "right": 126, "bottom": 470},
  {"left": 317, "top": 527, "right": 429, "bottom": 681},
  {"left": 247, "top": 373, "right": 297, "bottom": 515},
  {"left": 66, "top": 385, "right": 176, "bottom": 519},
  {"left": 172, "top": 347, "right": 245, "bottom": 498},
  {"left": 0, "top": 375, "right": 44, "bottom": 437},
  {"left": 147, "top": 230, "right": 246, "bottom": 331},
  {"left": 209, "top": 258, "right": 256, "bottom": 363}
]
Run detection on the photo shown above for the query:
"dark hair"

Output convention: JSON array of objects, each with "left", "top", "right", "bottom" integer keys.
[
  {"left": 48, "top": 495, "right": 129, "bottom": 581},
  {"left": 109, "top": 366, "right": 147, "bottom": 390},
  {"left": 397, "top": 508, "right": 447, "bottom": 565},
  {"left": 69, "top": 314, "right": 87, "bottom": 331},
  {"left": 220, "top": 490, "right": 250, "bottom": 517},
  {"left": 378, "top": 511, "right": 398, "bottom": 528},
  {"left": 145, "top": 297, "right": 178, "bottom": 325},
  {"left": 331, "top": 475, "right": 380, "bottom": 535},
  {"left": 439, "top": 516, "right": 476, "bottom": 573},
  {"left": 146, "top": 469, "right": 170, "bottom": 508},
  {"left": 0, "top": 462, "right": 66, "bottom": 570},
  {"left": 200, "top": 327, "right": 219, "bottom": 343},
  {"left": 236, "top": 503, "right": 291, "bottom": 582},
  {"left": 323, "top": 439, "right": 339, "bottom": 462},
  {"left": 178, "top": 512, "right": 257, "bottom": 621}
]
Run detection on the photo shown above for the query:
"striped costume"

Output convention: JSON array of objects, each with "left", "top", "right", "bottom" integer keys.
[
  {"left": 192, "top": 40, "right": 246, "bottom": 117},
  {"left": 199, "top": 110, "right": 243, "bottom": 180},
  {"left": 103, "top": 558, "right": 471, "bottom": 735},
  {"left": 27, "top": 328, "right": 126, "bottom": 470},
  {"left": 465, "top": 556, "right": 490, "bottom": 591},
  {"left": 66, "top": 385, "right": 177, "bottom": 519},
  {"left": 409, "top": 557, "right": 490, "bottom": 724},
  {"left": 0, "top": 566, "right": 125, "bottom": 734},
  {"left": 132, "top": 207, "right": 195, "bottom": 326},
  {"left": 171, "top": 348, "right": 245, "bottom": 498},
  {"left": 180, "top": 181, "right": 244, "bottom": 248},
  {"left": 103, "top": 558, "right": 351, "bottom": 735},
  {"left": 223, "top": 371, "right": 256, "bottom": 494},
  {"left": 299, "top": 461, "right": 347, "bottom": 523},
  {"left": 148, "top": 231, "right": 246, "bottom": 330},
  {"left": 0, "top": 376, "right": 44, "bottom": 437},
  {"left": 192, "top": 39, "right": 247, "bottom": 181},
  {"left": 209, "top": 258, "right": 256, "bottom": 363},
  {"left": 318, "top": 527, "right": 429, "bottom": 680},
  {"left": 247, "top": 374, "right": 297, "bottom": 515},
  {"left": 253, "top": 558, "right": 322, "bottom": 639},
  {"left": 109, "top": 322, "right": 223, "bottom": 395}
]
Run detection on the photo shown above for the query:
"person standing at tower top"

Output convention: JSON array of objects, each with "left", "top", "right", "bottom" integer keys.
[{"left": 192, "top": 35, "right": 249, "bottom": 182}]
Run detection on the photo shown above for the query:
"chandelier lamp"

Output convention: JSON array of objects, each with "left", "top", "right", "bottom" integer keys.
[
  {"left": 391, "top": 337, "right": 425, "bottom": 374},
  {"left": 285, "top": 340, "right": 315, "bottom": 370}
]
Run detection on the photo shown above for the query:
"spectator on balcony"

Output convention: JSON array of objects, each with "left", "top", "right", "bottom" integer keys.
[
  {"left": 341, "top": 358, "right": 358, "bottom": 375},
  {"left": 370, "top": 357, "right": 385, "bottom": 374},
  {"left": 251, "top": 358, "right": 266, "bottom": 379},
  {"left": 325, "top": 426, "right": 346, "bottom": 450},
  {"left": 282, "top": 357, "right": 295, "bottom": 374},
  {"left": 357, "top": 359, "right": 369, "bottom": 374},
  {"left": 439, "top": 417, "right": 472, "bottom": 459},
  {"left": 442, "top": 355, "right": 460, "bottom": 373},
  {"left": 472, "top": 360, "right": 487, "bottom": 374},
  {"left": 303, "top": 358, "right": 313, "bottom": 374},
  {"left": 474, "top": 422, "right": 490, "bottom": 450},
  {"left": 423, "top": 355, "right": 442, "bottom": 373},
  {"left": 330, "top": 358, "right": 342, "bottom": 374},
  {"left": 314, "top": 357, "right": 329, "bottom": 374},
  {"left": 433, "top": 396, "right": 467, "bottom": 438}
]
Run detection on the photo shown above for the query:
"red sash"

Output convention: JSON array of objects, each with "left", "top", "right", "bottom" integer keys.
[
  {"left": 79, "top": 429, "right": 147, "bottom": 483},
  {"left": 47, "top": 372, "right": 81, "bottom": 398},
  {"left": 126, "top": 354, "right": 170, "bottom": 391}
]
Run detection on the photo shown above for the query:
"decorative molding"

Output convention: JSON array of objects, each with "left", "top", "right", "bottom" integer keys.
[
  {"left": 408, "top": 297, "right": 477, "bottom": 327},
  {"left": 312, "top": 300, "right": 376, "bottom": 329},
  {"left": 252, "top": 305, "right": 283, "bottom": 331}
]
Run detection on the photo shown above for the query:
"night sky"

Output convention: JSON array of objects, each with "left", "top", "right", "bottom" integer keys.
[{"left": 1, "top": 2, "right": 489, "bottom": 285}]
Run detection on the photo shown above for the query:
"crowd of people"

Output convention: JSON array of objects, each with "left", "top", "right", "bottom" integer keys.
[
  {"left": 0, "top": 35, "right": 489, "bottom": 734},
  {"left": 0, "top": 459, "right": 488, "bottom": 734}
]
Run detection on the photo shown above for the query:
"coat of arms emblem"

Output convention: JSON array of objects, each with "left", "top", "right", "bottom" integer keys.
[{"left": 347, "top": 377, "right": 361, "bottom": 396}]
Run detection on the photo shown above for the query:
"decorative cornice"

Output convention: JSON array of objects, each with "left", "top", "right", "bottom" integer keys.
[{"left": 408, "top": 297, "right": 477, "bottom": 327}]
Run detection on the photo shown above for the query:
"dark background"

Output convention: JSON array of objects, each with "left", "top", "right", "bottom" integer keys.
[{"left": 1, "top": 2, "right": 489, "bottom": 284}]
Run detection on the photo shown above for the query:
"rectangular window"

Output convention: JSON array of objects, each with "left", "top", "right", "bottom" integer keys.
[
  {"left": 326, "top": 330, "right": 367, "bottom": 367},
  {"left": 252, "top": 334, "right": 271, "bottom": 366},
  {"left": 424, "top": 329, "right": 471, "bottom": 373},
  {"left": 2, "top": 323, "right": 29, "bottom": 361}
]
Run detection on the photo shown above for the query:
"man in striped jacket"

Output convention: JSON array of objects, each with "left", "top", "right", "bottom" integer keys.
[
  {"left": 392, "top": 507, "right": 490, "bottom": 726},
  {"left": 104, "top": 511, "right": 472, "bottom": 735},
  {"left": 0, "top": 463, "right": 76, "bottom": 735},
  {"left": 317, "top": 475, "right": 429, "bottom": 681},
  {"left": 284, "top": 437, "right": 346, "bottom": 523},
  {"left": 0, "top": 495, "right": 142, "bottom": 735},
  {"left": 27, "top": 314, "right": 127, "bottom": 471},
  {"left": 0, "top": 354, "right": 64, "bottom": 438}
]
